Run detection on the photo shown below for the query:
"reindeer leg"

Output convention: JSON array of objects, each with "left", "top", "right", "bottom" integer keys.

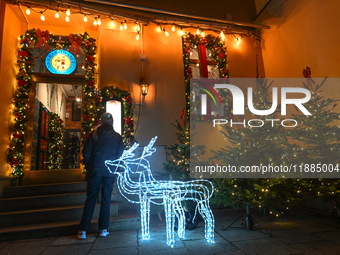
[
  {"left": 140, "top": 194, "right": 150, "bottom": 240},
  {"left": 206, "top": 201, "right": 215, "bottom": 243},
  {"left": 170, "top": 196, "right": 175, "bottom": 247},
  {"left": 164, "top": 193, "right": 176, "bottom": 247},
  {"left": 145, "top": 197, "right": 150, "bottom": 239},
  {"left": 197, "top": 201, "right": 215, "bottom": 243},
  {"left": 174, "top": 198, "right": 186, "bottom": 239},
  {"left": 164, "top": 195, "right": 171, "bottom": 246}
]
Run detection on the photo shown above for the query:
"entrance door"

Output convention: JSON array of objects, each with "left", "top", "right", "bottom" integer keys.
[
  {"left": 36, "top": 103, "right": 49, "bottom": 170},
  {"left": 31, "top": 81, "right": 83, "bottom": 170}
]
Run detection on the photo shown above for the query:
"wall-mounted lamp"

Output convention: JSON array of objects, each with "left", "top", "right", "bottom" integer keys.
[
  {"left": 140, "top": 77, "right": 149, "bottom": 96},
  {"left": 134, "top": 77, "right": 149, "bottom": 105},
  {"left": 140, "top": 77, "right": 149, "bottom": 102}
]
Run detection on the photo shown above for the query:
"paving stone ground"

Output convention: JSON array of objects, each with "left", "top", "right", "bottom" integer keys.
[{"left": 0, "top": 208, "right": 339, "bottom": 255}]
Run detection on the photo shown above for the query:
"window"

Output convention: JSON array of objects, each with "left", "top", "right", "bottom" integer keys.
[
  {"left": 72, "top": 100, "right": 82, "bottom": 121},
  {"left": 189, "top": 46, "right": 220, "bottom": 79}
]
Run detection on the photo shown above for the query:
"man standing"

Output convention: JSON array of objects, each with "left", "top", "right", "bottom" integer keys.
[{"left": 78, "top": 113, "right": 125, "bottom": 239}]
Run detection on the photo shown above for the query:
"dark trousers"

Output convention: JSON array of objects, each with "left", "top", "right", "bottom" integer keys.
[{"left": 79, "top": 176, "right": 115, "bottom": 231}]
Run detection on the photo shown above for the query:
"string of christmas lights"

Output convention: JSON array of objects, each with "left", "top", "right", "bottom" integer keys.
[{"left": 15, "top": 1, "right": 260, "bottom": 44}]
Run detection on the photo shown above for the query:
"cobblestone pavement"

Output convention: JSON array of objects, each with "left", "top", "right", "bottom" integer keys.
[{"left": 1, "top": 208, "right": 339, "bottom": 255}]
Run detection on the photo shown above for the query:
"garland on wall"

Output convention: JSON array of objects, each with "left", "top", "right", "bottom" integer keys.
[
  {"left": 164, "top": 33, "right": 231, "bottom": 180},
  {"left": 100, "top": 86, "right": 134, "bottom": 146},
  {"left": 47, "top": 112, "right": 64, "bottom": 169},
  {"left": 182, "top": 33, "right": 231, "bottom": 122},
  {"left": 8, "top": 28, "right": 96, "bottom": 177},
  {"left": 82, "top": 86, "right": 134, "bottom": 147}
]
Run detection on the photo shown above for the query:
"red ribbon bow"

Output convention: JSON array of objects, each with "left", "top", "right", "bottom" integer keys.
[
  {"left": 69, "top": 34, "right": 82, "bottom": 55},
  {"left": 35, "top": 29, "right": 51, "bottom": 51},
  {"left": 200, "top": 38, "right": 207, "bottom": 44},
  {"left": 303, "top": 67, "right": 311, "bottom": 78},
  {"left": 303, "top": 66, "right": 316, "bottom": 88},
  {"left": 180, "top": 109, "right": 186, "bottom": 127}
]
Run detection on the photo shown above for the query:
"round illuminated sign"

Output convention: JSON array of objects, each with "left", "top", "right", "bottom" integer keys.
[{"left": 45, "top": 50, "right": 77, "bottom": 75}]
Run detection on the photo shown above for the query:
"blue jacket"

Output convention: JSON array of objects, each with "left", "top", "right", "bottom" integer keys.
[{"left": 82, "top": 125, "right": 125, "bottom": 180}]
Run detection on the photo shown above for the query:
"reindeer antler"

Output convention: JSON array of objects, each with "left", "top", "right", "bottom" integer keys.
[
  {"left": 142, "top": 136, "right": 158, "bottom": 157},
  {"left": 147, "top": 136, "right": 158, "bottom": 149},
  {"left": 105, "top": 142, "right": 139, "bottom": 174},
  {"left": 124, "top": 142, "right": 139, "bottom": 158}
]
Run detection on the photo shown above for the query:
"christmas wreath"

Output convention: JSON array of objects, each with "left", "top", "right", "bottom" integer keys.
[{"left": 182, "top": 33, "right": 232, "bottom": 122}]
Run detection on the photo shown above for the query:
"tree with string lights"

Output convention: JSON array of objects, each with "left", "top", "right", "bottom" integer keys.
[
  {"left": 47, "top": 112, "right": 64, "bottom": 169},
  {"left": 290, "top": 68, "right": 340, "bottom": 225},
  {"left": 163, "top": 118, "right": 206, "bottom": 181},
  {"left": 211, "top": 79, "right": 303, "bottom": 220}
]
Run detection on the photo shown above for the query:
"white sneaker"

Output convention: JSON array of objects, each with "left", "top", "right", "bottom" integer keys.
[
  {"left": 77, "top": 231, "right": 86, "bottom": 240},
  {"left": 99, "top": 229, "right": 109, "bottom": 237}
]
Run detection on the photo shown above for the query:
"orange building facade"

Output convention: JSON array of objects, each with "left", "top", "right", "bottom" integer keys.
[{"left": 0, "top": 0, "right": 339, "bottom": 186}]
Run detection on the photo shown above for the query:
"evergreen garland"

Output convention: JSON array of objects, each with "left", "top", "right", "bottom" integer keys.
[
  {"left": 182, "top": 33, "right": 229, "bottom": 122},
  {"left": 47, "top": 112, "right": 64, "bottom": 169},
  {"left": 82, "top": 85, "right": 134, "bottom": 147},
  {"left": 165, "top": 33, "right": 229, "bottom": 180},
  {"left": 9, "top": 28, "right": 96, "bottom": 176}
]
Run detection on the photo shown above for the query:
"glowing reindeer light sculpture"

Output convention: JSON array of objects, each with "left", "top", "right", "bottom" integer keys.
[{"left": 105, "top": 137, "right": 215, "bottom": 247}]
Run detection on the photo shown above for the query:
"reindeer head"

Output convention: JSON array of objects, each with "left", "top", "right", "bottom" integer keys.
[
  {"left": 105, "top": 142, "right": 139, "bottom": 175},
  {"left": 105, "top": 137, "right": 158, "bottom": 176},
  {"left": 124, "top": 136, "right": 158, "bottom": 174}
]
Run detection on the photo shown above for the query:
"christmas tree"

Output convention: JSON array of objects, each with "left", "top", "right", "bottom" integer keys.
[
  {"left": 47, "top": 112, "right": 64, "bottom": 170},
  {"left": 211, "top": 79, "right": 302, "bottom": 216},
  {"left": 163, "top": 118, "right": 206, "bottom": 181},
  {"left": 290, "top": 68, "right": 340, "bottom": 225}
]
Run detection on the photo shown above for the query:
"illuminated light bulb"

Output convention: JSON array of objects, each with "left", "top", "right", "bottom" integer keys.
[
  {"left": 136, "top": 32, "right": 140, "bottom": 40},
  {"left": 201, "top": 31, "right": 205, "bottom": 37},
  {"left": 66, "top": 7, "right": 71, "bottom": 16},
  {"left": 55, "top": 11, "right": 59, "bottom": 18},
  {"left": 172, "top": 25, "right": 175, "bottom": 32},
  {"left": 97, "top": 16, "right": 101, "bottom": 26},
  {"left": 236, "top": 37, "right": 241, "bottom": 45},
  {"left": 220, "top": 30, "right": 224, "bottom": 37},
  {"left": 93, "top": 18, "right": 97, "bottom": 26},
  {"left": 196, "top": 27, "right": 200, "bottom": 35},
  {"left": 165, "top": 30, "right": 169, "bottom": 36},
  {"left": 110, "top": 18, "right": 114, "bottom": 27},
  {"left": 120, "top": 22, "right": 123, "bottom": 30},
  {"left": 84, "top": 14, "right": 88, "bottom": 22},
  {"left": 124, "top": 20, "right": 127, "bottom": 29},
  {"left": 157, "top": 24, "right": 161, "bottom": 32},
  {"left": 40, "top": 12, "right": 45, "bottom": 21},
  {"left": 26, "top": 8, "right": 30, "bottom": 15},
  {"left": 179, "top": 28, "right": 184, "bottom": 36},
  {"left": 65, "top": 16, "right": 70, "bottom": 22}
]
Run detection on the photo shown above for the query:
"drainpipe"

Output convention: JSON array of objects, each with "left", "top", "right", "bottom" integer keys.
[{"left": 18, "top": 3, "right": 29, "bottom": 30}]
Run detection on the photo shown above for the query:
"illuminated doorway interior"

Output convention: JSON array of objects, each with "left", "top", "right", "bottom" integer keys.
[{"left": 106, "top": 100, "right": 122, "bottom": 135}]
